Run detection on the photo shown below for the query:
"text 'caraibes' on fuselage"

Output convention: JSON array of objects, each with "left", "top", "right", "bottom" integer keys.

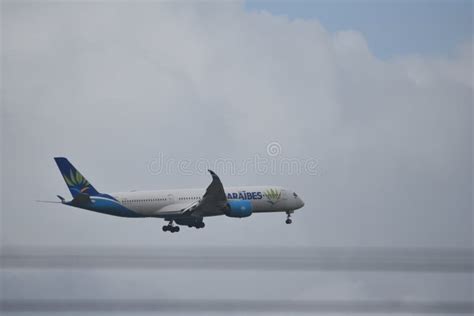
[{"left": 41, "top": 157, "right": 305, "bottom": 233}]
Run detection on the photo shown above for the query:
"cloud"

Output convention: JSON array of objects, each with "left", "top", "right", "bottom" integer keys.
[
  {"left": 1, "top": 1, "right": 472, "bottom": 307},
  {"left": 2, "top": 0, "right": 472, "bottom": 245}
]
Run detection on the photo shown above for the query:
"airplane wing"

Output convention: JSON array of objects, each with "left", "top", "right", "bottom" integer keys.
[
  {"left": 155, "top": 201, "right": 200, "bottom": 217},
  {"left": 197, "top": 170, "right": 228, "bottom": 214},
  {"left": 154, "top": 170, "right": 228, "bottom": 218}
]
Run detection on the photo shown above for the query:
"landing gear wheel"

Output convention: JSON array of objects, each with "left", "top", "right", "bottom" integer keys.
[
  {"left": 285, "top": 211, "right": 293, "bottom": 224},
  {"left": 285, "top": 218, "right": 292, "bottom": 224},
  {"left": 163, "top": 220, "right": 180, "bottom": 233}
]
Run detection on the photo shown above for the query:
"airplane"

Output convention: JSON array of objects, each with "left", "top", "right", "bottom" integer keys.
[{"left": 40, "top": 157, "right": 305, "bottom": 233}]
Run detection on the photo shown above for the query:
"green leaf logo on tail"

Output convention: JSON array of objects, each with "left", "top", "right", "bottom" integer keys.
[
  {"left": 264, "top": 188, "right": 281, "bottom": 205},
  {"left": 63, "top": 170, "right": 90, "bottom": 193}
]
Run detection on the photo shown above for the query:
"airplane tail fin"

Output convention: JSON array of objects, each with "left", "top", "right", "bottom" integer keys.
[{"left": 54, "top": 157, "right": 100, "bottom": 197}]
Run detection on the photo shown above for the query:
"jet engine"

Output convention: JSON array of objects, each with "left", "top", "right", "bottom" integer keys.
[{"left": 225, "top": 200, "right": 252, "bottom": 218}]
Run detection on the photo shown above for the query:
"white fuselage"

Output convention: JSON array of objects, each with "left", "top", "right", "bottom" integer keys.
[{"left": 110, "top": 186, "right": 304, "bottom": 217}]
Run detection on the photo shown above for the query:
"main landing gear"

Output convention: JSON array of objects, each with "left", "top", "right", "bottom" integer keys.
[
  {"left": 162, "top": 220, "right": 180, "bottom": 233},
  {"left": 192, "top": 222, "right": 205, "bottom": 229},
  {"left": 285, "top": 211, "right": 293, "bottom": 224}
]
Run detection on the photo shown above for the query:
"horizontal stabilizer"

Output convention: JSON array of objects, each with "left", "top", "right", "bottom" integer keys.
[
  {"left": 70, "top": 192, "right": 92, "bottom": 206},
  {"left": 36, "top": 200, "right": 62, "bottom": 204}
]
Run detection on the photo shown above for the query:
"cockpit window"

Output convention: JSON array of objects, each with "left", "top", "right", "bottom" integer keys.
[{"left": 293, "top": 192, "right": 298, "bottom": 198}]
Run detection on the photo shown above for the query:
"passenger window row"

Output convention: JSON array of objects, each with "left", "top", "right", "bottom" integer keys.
[
  {"left": 123, "top": 198, "right": 166, "bottom": 203},
  {"left": 178, "top": 197, "right": 200, "bottom": 201},
  {"left": 123, "top": 197, "right": 200, "bottom": 204}
]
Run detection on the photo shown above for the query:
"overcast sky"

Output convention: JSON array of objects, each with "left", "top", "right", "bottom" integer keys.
[
  {"left": 246, "top": 0, "right": 472, "bottom": 58},
  {"left": 1, "top": 1, "right": 472, "bottom": 315}
]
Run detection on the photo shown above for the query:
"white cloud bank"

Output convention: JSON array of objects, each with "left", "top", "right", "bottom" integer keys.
[
  {"left": 2, "top": 1, "right": 472, "bottom": 248},
  {"left": 2, "top": 1, "right": 472, "bottom": 308}
]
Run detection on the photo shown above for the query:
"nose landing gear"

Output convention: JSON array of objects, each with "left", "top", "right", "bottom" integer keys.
[
  {"left": 162, "top": 220, "right": 180, "bottom": 233},
  {"left": 285, "top": 211, "right": 293, "bottom": 224}
]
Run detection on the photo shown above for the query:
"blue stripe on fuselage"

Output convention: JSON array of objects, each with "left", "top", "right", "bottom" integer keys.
[{"left": 67, "top": 195, "right": 144, "bottom": 218}]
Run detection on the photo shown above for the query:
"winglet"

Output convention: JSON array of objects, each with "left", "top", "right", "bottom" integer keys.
[
  {"left": 208, "top": 169, "right": 219, "bottom": 179},
  {"left": 202, "top": 169, "right": 227, "bottom": 202}
]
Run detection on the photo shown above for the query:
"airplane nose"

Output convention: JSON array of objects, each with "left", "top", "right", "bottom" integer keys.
[{"left": 298, "top": 198, "right": 305, "bottom": 209}]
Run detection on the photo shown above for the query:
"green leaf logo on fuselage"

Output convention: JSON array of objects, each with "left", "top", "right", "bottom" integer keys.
[{"left": 264, "top": 188, "right": 281, "bottom": 205}]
